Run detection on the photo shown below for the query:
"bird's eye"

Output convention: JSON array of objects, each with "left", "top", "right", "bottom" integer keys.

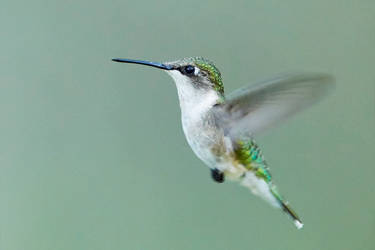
[{"left": 182, "top": 65, "right": 195, "bottom": 75}]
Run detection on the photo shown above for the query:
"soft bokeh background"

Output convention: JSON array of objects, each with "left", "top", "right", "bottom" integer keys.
[{"left": 1, "top": 1, "right": 374, "bottom": 249}]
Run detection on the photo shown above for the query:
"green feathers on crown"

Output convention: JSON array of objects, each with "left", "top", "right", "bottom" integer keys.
[{"left": 192, "top": 57, "right": 224, "bottom": 95}]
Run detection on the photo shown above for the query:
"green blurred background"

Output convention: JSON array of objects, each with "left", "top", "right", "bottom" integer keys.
[{"left": 0, "top": 1, "right": 374, "bottom": 249}]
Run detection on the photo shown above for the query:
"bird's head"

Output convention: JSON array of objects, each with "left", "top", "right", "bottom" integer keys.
[{"left": 112, "top": 57, "right": 225, "bottom": 109}]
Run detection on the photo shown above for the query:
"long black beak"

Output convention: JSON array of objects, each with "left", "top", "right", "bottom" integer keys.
[{"left": 112, "top": 58, "right": 173, "bottom": 70}]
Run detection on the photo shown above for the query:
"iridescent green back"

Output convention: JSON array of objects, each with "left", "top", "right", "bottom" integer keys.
[
  {"left": 234, "top": 140, "right": 272, "bottom": 183},
  {"left": 234, "top": 140, "right": 287, "bottom": 205}
]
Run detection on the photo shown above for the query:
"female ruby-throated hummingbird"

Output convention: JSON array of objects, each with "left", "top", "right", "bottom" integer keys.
[{"left": 112, "top": 57, "right": 334, "bottom": 229}]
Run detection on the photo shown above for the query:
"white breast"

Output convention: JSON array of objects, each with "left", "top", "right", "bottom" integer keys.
[
  {"left": 166, "top": 70, "right": 229, "bottom": 168},
  {"left": 183, "top": 97, "right": 229, "bottom": 170}
]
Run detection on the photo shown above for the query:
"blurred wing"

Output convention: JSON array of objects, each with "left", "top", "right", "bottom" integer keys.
[{"left": 215, "top": 73, "right": 334, "bottom": 138}]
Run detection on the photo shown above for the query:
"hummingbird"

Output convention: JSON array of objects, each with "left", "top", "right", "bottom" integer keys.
[{"left": 112, "top": 57, "right": 334, "bottom": 229}]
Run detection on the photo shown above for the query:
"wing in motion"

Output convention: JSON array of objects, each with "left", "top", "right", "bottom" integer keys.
[{"left": 214, "top": 73, "right": 335, "bottom": 138}]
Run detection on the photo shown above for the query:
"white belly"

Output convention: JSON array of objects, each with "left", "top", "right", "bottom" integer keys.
[{"left": 182, "top": 119, "right": 222, "bottom": 168}]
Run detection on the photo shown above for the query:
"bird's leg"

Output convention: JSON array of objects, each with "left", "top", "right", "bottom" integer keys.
[{"left": 211, "top": 168, "right": 225, "bottom": 183}]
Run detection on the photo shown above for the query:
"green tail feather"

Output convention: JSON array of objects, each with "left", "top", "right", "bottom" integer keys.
[
  {"left": 235, "top": 139, "right": 303, "bottom": 229},
  {"left": 271, "top": 185, "right": 303, "bottom": 229}
]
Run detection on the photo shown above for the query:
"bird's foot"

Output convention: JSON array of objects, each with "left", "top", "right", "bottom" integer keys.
[{"left": 211, "top": 168, "right": 225, "bottom": 183}]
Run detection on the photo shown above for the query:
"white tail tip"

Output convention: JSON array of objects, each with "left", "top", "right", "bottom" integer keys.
[{"left": 294, "top": 220, "right": 304, "bottom": 229}]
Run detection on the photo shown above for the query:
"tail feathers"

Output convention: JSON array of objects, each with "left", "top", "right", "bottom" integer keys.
[
  {"left": 281, "top": 201, "right": 304, "bottom": 229},
  {"left": 240, "top": 172, "right": 303, "bottom": 229},
  {"left": 270, "top": 184, "right": 303, "bottom": 229}
]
